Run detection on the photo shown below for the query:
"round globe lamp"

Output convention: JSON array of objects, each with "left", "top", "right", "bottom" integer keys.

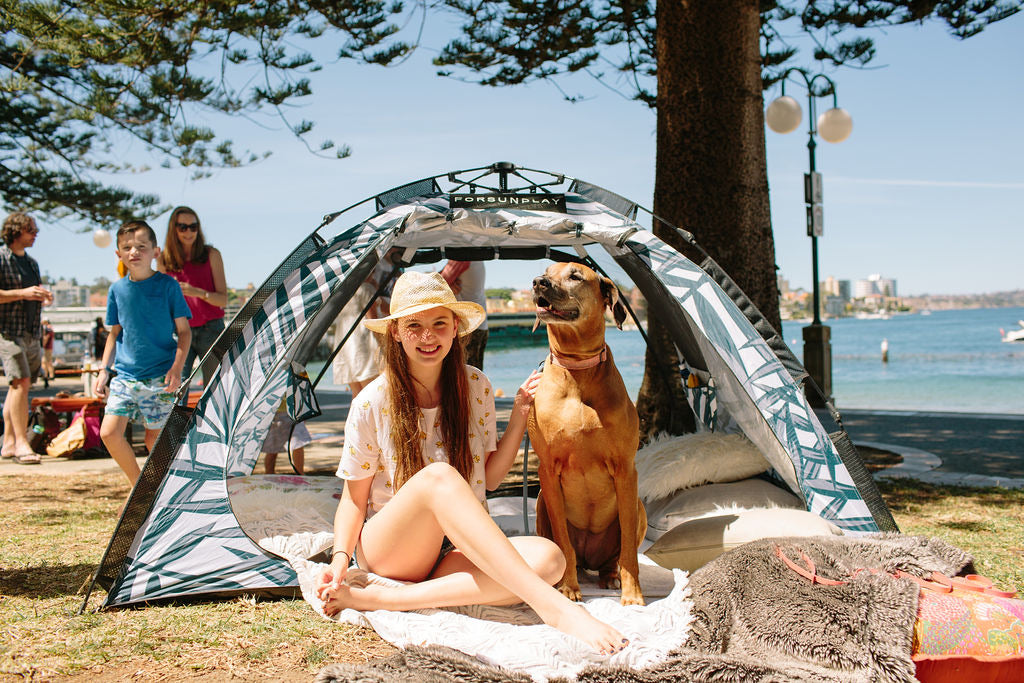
[
  {"left": 765, "top": 95, "right": 802, "bottom": 134},
  {"left": 817, "top": 107, "right": 853, "bottom": 143},
  {"left": 92, "top": 228, "right": 112, "bottom": 248}
]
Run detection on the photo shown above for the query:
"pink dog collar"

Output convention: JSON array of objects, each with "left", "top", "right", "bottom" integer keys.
[{"left": 548, "top": 345, "right": 608, "bottom": 370}]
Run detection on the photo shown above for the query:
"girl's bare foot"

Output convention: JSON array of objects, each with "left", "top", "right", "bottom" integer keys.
[
  {"left": 322, "top": 583, "right": 385, "bottom": 616},
  {"left": 540, "top": 599, "right": 629, "bottom": 654},
  {"left": 322, "top": 583, "right": 354, "bottom": 617}
]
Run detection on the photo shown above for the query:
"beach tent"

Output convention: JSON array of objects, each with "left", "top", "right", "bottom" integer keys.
[{"left": 83, "top": 162, "right": 897, "bottom": 610}]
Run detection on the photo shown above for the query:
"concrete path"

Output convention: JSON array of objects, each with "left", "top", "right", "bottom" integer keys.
[
  {"left": 3, "top": 377, "right": 1022, "bottom": 490},
  {"left": 836, "top": 408, "right": 1024, "bottom": 489}
]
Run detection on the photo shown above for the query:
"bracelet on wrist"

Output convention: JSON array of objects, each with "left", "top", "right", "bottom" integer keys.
[{"left": 332, "top": 549, "right": 350, "bottom": 565}]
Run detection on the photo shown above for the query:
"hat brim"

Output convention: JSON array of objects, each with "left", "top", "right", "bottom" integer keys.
[{"left": 363, "top": 301, "right": 486, "bottom": 337}]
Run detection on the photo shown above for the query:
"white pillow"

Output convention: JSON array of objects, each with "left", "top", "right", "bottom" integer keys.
[
  {"left": 635, "top": 432, "right": 770, "bottom": 503},
  {"left": 644, "top": 508, "right": 843, "bottom": 572},
  {"left": 644, "top": 478, "right": 803, "bottom": 541}
]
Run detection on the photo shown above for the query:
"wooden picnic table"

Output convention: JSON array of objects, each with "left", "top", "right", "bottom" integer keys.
[
  {"left": 32, "top": 391, "right": 203, "bottom": 415},
  {"left": 53, "top": 368, "right": 102, "bottom": 377}
]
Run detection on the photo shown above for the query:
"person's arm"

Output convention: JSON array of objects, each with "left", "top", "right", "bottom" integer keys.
[
  {"left": 0, "top": 285, "right": 51, "bottom": 305},
  {"left": 93, "top": 324, "right": 121, "bottom": 398},
  {"left": 165, "top": 317, "right": 191, "bottom": 393},
  {"left": 317, "top": 476, "right": 372, "bottom": 604},
  {"left": 484, "top": 369, "right": 542, "bottom": 490}
]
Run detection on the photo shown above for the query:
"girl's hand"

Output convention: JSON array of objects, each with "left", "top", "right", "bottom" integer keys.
[
  {"left": 514, "top": 369, "right": 542, "bottom": 417},
  {"left": 317, "top": 557, "right": 349, "bottom": 602}
]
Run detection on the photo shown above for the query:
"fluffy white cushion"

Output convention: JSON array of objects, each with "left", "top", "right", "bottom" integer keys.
[
  {"left": 644, "top": 478, "right": 803, "bottom": 541},
  {"left": 635, "top": 432, "right": 770, "bottom": 503},
  {"left": 644, "top": 508, "right": 843, "bottom": 572}
]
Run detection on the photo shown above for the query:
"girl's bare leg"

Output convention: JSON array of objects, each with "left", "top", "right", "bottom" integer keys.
[{"left": 324, "top": 462, "right": 628, "bottom": 654}]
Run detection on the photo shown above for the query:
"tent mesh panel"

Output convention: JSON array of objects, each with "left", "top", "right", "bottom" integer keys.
[
  {"left": 92, "top": 403, "right": 196, "bottom": 592},
  {"left": 375, "top": 178, "right": 441, "bottom": 211},
  {"left": 829, "top": 430, "right": 900, "bottom": 532}
]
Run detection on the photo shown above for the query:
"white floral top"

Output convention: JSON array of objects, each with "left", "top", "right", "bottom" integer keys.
[{"left": 337, "top": 366, "right": 497, "bottom": 517}]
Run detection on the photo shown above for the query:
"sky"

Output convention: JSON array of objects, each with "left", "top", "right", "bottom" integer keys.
[{"left": 26, "top": 13, "right": 1024, "bottom": 297}]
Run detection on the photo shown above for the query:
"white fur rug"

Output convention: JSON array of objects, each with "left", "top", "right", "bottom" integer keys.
[{"left": 635, "top": 431, "right": 769, "bottom": 502}]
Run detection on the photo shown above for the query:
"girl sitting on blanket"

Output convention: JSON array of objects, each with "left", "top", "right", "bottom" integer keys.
[{"left": 317, "top": 270, "right": 628, "bottom": 655}]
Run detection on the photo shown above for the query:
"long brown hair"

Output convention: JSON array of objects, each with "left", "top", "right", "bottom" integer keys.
[
  {"left": 160, "top": 206, "right": 210, "bottom": 271},
  {"left": 381, "top": 318, "right": 472, "bottom": 492}
]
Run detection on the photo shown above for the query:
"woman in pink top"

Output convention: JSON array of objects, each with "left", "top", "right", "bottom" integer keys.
[{"left": 158, "top": 206, "right": 228, "bottom": 387}]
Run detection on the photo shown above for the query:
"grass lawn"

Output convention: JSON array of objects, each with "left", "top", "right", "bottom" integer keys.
[{"left": 2, "top": 471, "right": 1022, "bottom": 680}]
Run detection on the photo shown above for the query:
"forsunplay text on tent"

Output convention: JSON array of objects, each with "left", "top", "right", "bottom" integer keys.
[{"left": 449, "top": 193, "right": 567, "bottom": 212}]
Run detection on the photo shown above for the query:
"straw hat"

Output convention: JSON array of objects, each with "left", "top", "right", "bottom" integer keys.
[{"left": 362, "top": 270, "right": 486, "bottom": 337}]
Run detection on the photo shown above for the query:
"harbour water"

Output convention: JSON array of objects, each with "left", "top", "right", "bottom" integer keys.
[{"left": 315, "top": 306, "right": 1024, "bottom": 416}]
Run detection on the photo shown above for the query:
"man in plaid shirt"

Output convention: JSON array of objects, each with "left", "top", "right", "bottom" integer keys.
[{"left": 0, "top": 212, "right": 53, "bottom": 464}]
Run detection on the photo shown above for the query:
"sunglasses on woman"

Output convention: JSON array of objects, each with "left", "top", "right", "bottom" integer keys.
[{"left": 176, "top": 221, "right": 199, "bottom": 232}]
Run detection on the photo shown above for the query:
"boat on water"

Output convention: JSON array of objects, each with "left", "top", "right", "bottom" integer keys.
[{"left": 1000, "top": 321, "right": 1024, "bottom": 343}]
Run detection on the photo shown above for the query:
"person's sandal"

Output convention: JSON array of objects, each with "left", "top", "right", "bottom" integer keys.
[
  {"left": 15, "top": 451, "right": 41, "bottom": 465},
  {"left": 1, "top": 450, "right": 15, "bottom": 460}
]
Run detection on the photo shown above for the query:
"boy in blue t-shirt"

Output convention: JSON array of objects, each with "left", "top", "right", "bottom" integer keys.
[{"left": 94, "top": 220, "right": 191, "bottom": 485}]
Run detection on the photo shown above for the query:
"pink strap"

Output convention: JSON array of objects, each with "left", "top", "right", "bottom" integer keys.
[
  {"left": 949, "top": 574, "right": 1018, "bottom": 598},
  {"left": 774, "top": 546, "right": 848, "bottom": 586},
  {"left": 549, "top": 345, "right": 608, "bottom": 370}
]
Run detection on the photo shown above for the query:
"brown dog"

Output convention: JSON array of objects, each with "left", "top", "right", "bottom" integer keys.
[{"left": 528, "top": 262, "right": 646, "bottom": 606}]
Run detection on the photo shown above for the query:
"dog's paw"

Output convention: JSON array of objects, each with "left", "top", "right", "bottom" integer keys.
[
  {"left": 619, "top": 592, "right": 645, "bottom": 607},
  {"left": 557, "top": 581, "right": 583, "bottom": 602}
]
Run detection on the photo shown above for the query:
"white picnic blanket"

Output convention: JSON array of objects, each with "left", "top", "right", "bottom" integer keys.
[
  {"left": 230, "top": 478, "right": 693, "bottom": 681},
  {"left": 291, "top": 557, "right": 691, "bottom": 682}
]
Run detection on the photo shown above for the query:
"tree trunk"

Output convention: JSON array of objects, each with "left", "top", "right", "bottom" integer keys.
[{"left": 637, "top": 0, "right": 780, "bottom": 440}]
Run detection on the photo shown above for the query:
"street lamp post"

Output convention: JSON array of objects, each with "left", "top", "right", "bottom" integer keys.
[{"left": 765, "top": 69, "right": 852, "bottom": 407}]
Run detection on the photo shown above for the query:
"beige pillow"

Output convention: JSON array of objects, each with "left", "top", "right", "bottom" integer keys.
[
  {"left": 636, "top": 432, "right": 770, "bottom": 503},
  {"left": 645, "top": 508, "right": 843, "bottom": 572},
  {"left": 645, "top": 478, "right": 803, "bottom": 541}
]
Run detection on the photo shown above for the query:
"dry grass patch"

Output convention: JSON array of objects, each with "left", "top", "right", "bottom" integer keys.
[
  {"left": 877, "top": 478, "right": 1024, "bottom": 591},
  {"left": 0, "top": 473, "right": 393, "bottom": 680},
  {"left": 3, "top": 470, "right": 1022, "bottom": 680}
]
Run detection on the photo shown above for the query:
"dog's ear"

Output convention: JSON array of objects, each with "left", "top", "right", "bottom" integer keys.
[{"left": 599, "top": 277, "right": 628, "bottom": 330}]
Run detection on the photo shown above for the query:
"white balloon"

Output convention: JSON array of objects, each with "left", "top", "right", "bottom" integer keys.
[
  {"left": 765, "top": 95, "right": 802, "bottom": 134},
  {"left": 92, "top": 228, "right": 112, "bottom": 248},
  {"left": 817, "top": 107, "right": 853, "bottom": 143}
]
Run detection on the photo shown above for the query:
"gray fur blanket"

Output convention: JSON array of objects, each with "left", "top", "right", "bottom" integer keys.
[{"left": 317, "top": 534, "right": 972, "bottom": 683}]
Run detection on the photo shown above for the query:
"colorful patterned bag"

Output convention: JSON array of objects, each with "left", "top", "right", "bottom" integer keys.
[
  {"left": 912, "top": 573, "right": 1024, "bottom": 682},
  {"left": 774, "top": 546, "right": 1024, "bottom": 683}
]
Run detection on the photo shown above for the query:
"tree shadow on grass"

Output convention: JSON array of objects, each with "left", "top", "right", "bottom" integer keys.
[
  {"left": 939, "top": 520, "right": 988, "bottom": 533},
  {"left": 0, "top": 562, "right": 97, "bottom": 598},
  {"left": 876, "top": 478, "right": 1024, "bottom": 512}
]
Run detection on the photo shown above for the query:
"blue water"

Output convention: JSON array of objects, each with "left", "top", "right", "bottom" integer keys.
[
  {"left": 315, "top": 306, "right": 1024, "bottom": 415},
  {"left": 782, "top": 307, "right": 1024, "bottom": 415}
]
